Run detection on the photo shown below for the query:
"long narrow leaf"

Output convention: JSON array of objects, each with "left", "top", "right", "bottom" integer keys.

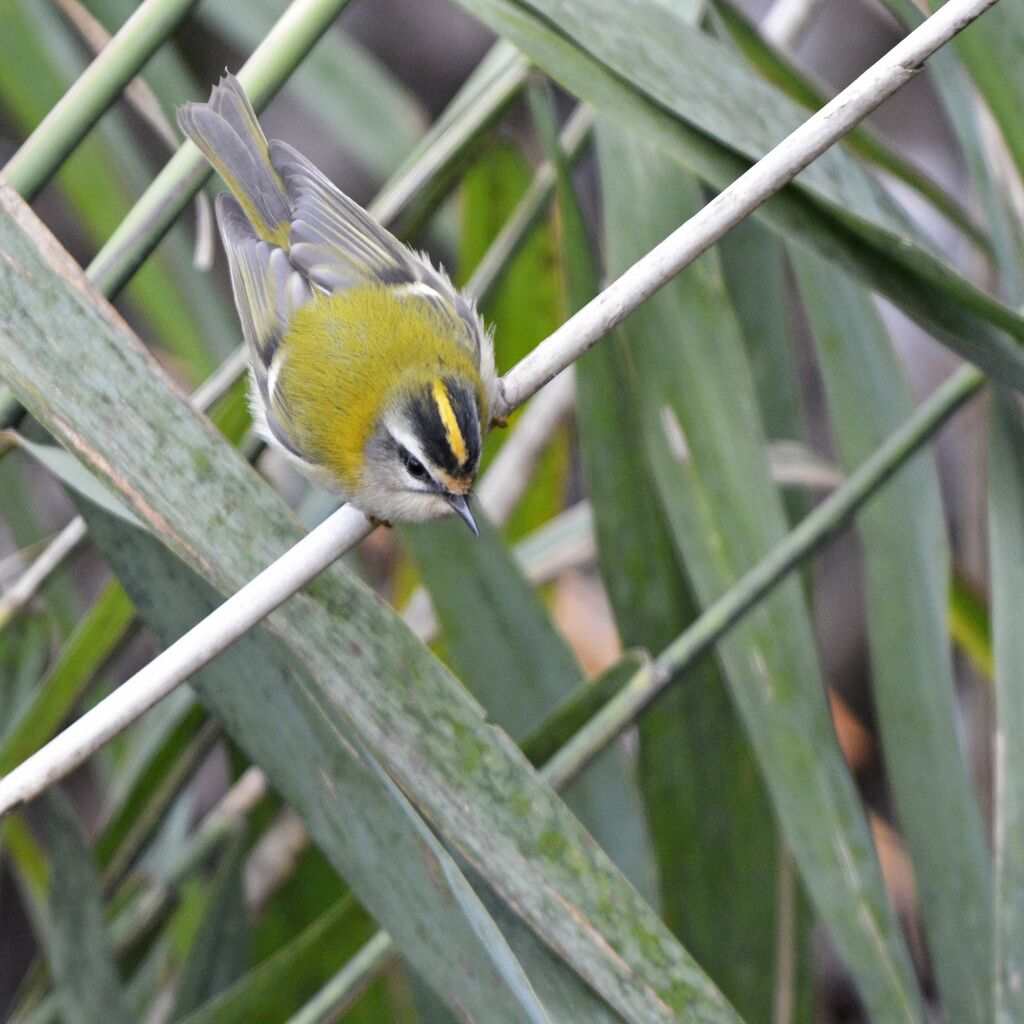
[
  {"left": 34, "top": 792, "right": 133, "bottom": 1024},
  {"left": 575, "top": 326, "right": 799, "bottom": 1022},
  {"left": 0, "top": 194, "right": 742, "bottom": 1024},
  {"left": 594, "top": 121, "right": 921, "bottom": 1022},
  {"left": 404, "top": 509, "right": 658, "bottom": 898},
  {"left": 450, "top": 0, "right": 1024, "bottom": 389},
  {"left": 553, "top": 38, "right": 805, "bottom": 1008},
  {"left": 794, "top": 250, "right": 992, "bottom": 1023},
  {"left": 989, "top": 389, "right": 1024, "bottom": 1024},
  {"left": 73, "top": 498, "right": 550, "bottom": 1024}
]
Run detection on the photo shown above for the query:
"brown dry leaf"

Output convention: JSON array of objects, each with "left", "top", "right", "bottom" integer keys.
[
  {"left": 829, "top": 689, "right": 874, "bottom": 772},
  {"left": 554, "top": 569, "right": 621, "bottom": 675}
]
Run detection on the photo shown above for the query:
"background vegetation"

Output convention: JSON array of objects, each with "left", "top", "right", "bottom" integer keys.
[{"left": 0, "top": 0, "right": 1021, "bottom": 1021}]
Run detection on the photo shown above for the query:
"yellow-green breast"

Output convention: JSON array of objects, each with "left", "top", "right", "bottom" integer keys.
[{"left": 273, "top": 283, "right": 485, "bottom": 489}]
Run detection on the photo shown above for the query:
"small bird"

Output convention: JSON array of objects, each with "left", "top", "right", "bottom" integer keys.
[{"left": 177, "top": 73, "right": 495, "bottom": 534}]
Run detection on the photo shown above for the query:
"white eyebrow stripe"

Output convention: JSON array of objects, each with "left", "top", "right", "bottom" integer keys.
[{"left": 389, "top": 425, "right": 428, "bottom": 463}]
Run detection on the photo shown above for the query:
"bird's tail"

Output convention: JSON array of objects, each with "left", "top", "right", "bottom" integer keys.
[{"left": 177, "top": 73, "right": 292, "bottom": 248}]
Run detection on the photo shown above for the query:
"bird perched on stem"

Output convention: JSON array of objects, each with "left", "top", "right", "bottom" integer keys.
[{"left": 178, "top": 73, "right": 494, "bottom": 534}]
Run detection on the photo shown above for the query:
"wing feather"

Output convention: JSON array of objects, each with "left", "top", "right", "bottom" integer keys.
[
  {"left": 215, "top": 194, "right": 310, "bottom": 457},
  {"left": 269, "top": 140, "right": 487, "bottom": 368}
]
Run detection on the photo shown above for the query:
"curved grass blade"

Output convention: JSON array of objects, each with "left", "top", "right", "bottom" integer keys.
[
  {"left": 594, "top": 120, "right": 922, "bottom": 1022},
  {"left": 989, "top": 388, "right": 1024, "bottom": 1024},
  {"left": 34, "top": 792, "right": 133, "bottom": 1024},
  {"left": 0, "top": 170, "right": 743, "bottom": 1024},
  {"left": 543, "top": 51, "right": 806, "bottom": 1012},
  {"left": 794, "top": 250, "right": 992, "bottom": 1024},
  {"left": 709, "top": 0, "right": 987, "bottom": 251},
  {"left": 450, "top": 0, "right": 1024, "bottom": 389}
]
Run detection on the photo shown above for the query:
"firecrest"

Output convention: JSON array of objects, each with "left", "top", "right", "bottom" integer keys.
[{"left": 178, "top": 73, "right": 495, "bottom": 534}]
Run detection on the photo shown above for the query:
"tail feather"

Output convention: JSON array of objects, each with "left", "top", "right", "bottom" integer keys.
[{"left": 177, "top": 73, "right": 291, "bottom": 247}]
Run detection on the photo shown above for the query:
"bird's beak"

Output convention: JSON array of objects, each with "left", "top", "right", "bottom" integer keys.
[{"left": 446, "top": 494, "right": 479, "bottom": 537}]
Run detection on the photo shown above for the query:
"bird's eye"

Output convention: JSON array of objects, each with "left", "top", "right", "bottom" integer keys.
[{"left": 401, "top": 450, "right": 428, "bottom": 481}]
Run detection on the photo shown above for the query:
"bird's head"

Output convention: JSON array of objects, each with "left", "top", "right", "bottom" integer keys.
[{"left": 360, "top": 372, "right": 485, "bottom": 533}]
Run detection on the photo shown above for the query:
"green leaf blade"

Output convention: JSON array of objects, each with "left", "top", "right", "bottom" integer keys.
[
  {"left": 35, "top": 792, "right": 133, "bottom": 1024},
  {"left": 594, "top": 120, "right": 922, "bottom": 1023},
  {"left": 794, "top": 249, "right": 992, "bottom": 1024},
  {"left": 989, "top": 389, "right": 1024, "bottom": 1024},
  {"left": 450, "top": 0, "right": 1024, "bottom": 389},
  {"left": 0, "top": 190, "right": 743, "bottom": 1024}
]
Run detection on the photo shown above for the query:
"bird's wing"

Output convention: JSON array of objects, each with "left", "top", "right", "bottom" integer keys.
[
  {"left": 215, "top": 193, "right": 311, "bottom": 457},
  {"left": 269, "top": 140, "right": 485, "bottom": 366},
  {"left": 178, "top": 74, "right": 291, "bottom": 247}
]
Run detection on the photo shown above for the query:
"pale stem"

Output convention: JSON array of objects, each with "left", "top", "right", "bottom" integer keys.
[
  {"left": 495, "top": 0, "right": 1000, "bottom": 416},
  {"left": 0, "top": 518, "right": 87, "bottom": 632},
  {"left": 1, "top": 0, "right": 201, "bottom": 200},
  {"left": 475, "top": 369, "right": 577, "bottom": 525}
]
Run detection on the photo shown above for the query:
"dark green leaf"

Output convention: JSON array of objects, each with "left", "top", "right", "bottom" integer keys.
[
  {"left": 35, "top": 791, "right": 132, "bottom": 1024},
  {"left": 450, "top": 0, "right": 1024, "bottom": 388},
  {"left": 172, "top": 831, "right": 250, "bottom": 1019},
  {"left": 795, "top": 249, "right": 992, "bottom": 1024},
  {"left": 989, "top": 388, "right": 1024, "bottom": 1024},
  {"left": 595, "top": 120, "right": 921, "bottom": 1022}
]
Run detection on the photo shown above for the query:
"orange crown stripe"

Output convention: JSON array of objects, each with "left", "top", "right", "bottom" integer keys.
[{"left": 432, "top": 378, "right": 468, "bottom": 466}]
